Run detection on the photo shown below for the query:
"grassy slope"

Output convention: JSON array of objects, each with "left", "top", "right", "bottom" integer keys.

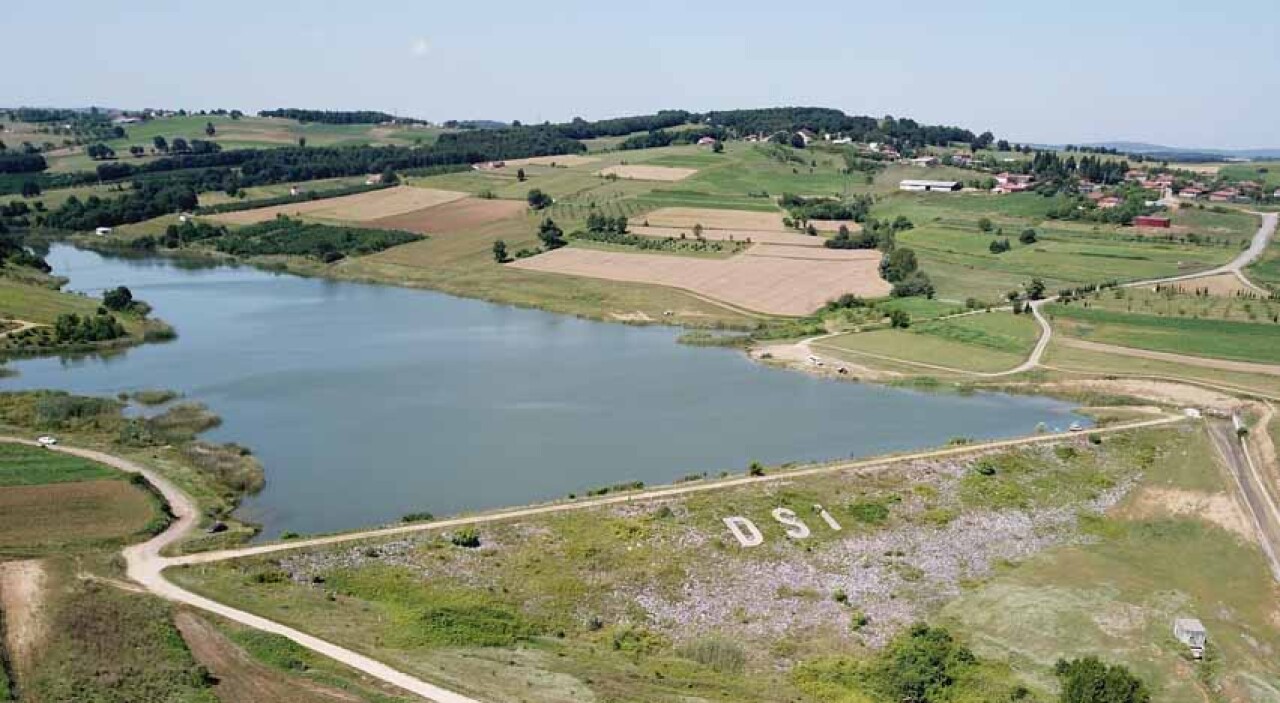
[{"left": 943, "top": 425, "right": 1280, "bottom": 702}]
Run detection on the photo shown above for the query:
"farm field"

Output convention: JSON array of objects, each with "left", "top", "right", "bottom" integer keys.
[
  {"left": 597, "top": 164, "right": 698, "bottom": 181},
  {"left": 0, "top": 443, "right": 159, "bottom": 557},
  {"left": 510, "top": 245, "right": 889, "bottom": 316},
  {"left": 635, "top": 206, "right": 787, "bottom": 231},
  {"left": 369, "top": 196, "right": 526, "bottom": 234},
  {"left": 207, "top": 185, "right": 468, "bottom": 225},
  {"left": 1046, "top": 303, "right": 1280, "bottom": 364},
  {"left": 169, "top": 424, "right": 1279, "bottom": 703},
  {"left": 629, "top": 225, "right": 822, "bottom": 247},
  {"left": 197, "top": 175, "right": 372, "bottom": 207}
]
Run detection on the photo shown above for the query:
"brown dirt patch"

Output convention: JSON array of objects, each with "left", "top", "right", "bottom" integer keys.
[
  {"left": 809, "top": 219, "right": 863, "bottom": 233},
  {"left": 629, "top": 225, "right": 823, "bottom": 247},
  {"left": 208, "top": 186, "right": 468, "bottom": 225},
  {"left": 175, "top": 612, "right": 362, "bottom": 703},
  {"left": 597, "top": 165, "right": 697, "bottom": 182},
  {"left": 0, "top": 559, "right": 47, "bottom": 681},
  {"left": 634, "top": 207, "right": 786, "bottom": 232},
  {"left": 503, "top": 154, "right": 599, "bottom": 168},
  {"left": 368, "top": 197, "right": 526, "bottom": 234},
  {"left": 1042, "top": 378, "right": 1242, "bottom": 411},
  {"left": 510, "top": 247, "right": 890, "bottom": 316},
  {"left": 1124, "top": 488, "right": 1254, "bottom": 540},
  {"left": 1055, "top": 338, "right": 1280, "bottom": 378},
  {"left": 0, "top": 480, "right": 155, "bottom": 551}
]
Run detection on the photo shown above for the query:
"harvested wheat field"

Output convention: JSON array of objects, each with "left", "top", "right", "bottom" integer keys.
[
  {"left": 597, "top": 165, "right": 698, "bottom": 182},
  {"left": 369, "top": 197, "right": 526, "bottom": 234},
  {"left": 628, "top": 225, "right": 824, "bottom": 247},
  {"left": 634, "top": 207, "right": 786, "bottom": 232},
  {"left": 504, "top": 154, "right": 599, "bottom": 168},
  {"left": 511, "top": 246, "right": 889, "bottom": 315},
  {"left": 809, "top": 219, "right": 862, "bottom": 232},
  {"left": 0, "top": 480, "right": 155, "bottom": 550},
  {"left": 208, "top": 186, "right": 468, "bottom": 225},
  {"left": 742, "top": 244, "right": 880, "bottom": 260}
]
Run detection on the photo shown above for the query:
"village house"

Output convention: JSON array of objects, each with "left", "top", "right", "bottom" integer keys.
[
  {"left": 1097, "top": 196, "right": 1123, "bottom": 209},
  {"left": 1174, "top": 618, "right": 1207, "bottom": 659},
  {"left": 899, "top": 179, "right": 961, "bottom": 192},
  {"left": 1178, "top": 186, "right": 1205, "bottom": 199},
  {"left": 796, "top": 129, "right": 817, "bottom": 145},
  {"left": 1209, "top": 189, "right": 1237, "bottom": 202},
  {"left": 908, "top": 155, "right": 939, "bottom": 167},
  {"left": 950, "top": 153, "right": 974, "bottom": 167},
  {"left": 95, "top": 226, "right": 112, "bottom": 236},
  {"left": 993, "top": 172, "right": 1034, "bottom": 194},
  {"left": 696, "top": 136, "right": 717, "bottom": 147}
]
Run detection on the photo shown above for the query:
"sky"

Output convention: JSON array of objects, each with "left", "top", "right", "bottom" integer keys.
[{"left": 7, "top": 0, "right": 1279, "bottom": 149}]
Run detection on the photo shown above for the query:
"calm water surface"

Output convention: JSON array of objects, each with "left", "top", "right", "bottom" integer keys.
[{"left": 4, "top": 245, "right": 1085, "bottom": 537}]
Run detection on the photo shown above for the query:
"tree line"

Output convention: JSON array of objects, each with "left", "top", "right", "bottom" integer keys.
[
  {"left": 700, "top": 107, "right": 983, "bottom": 149},
  {"left": 257, "top": 108, "right": 399, "bottom": 124}
]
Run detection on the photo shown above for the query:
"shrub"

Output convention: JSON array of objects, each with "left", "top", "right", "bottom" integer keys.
[
  {"left": 451, "top": 527, "right": 481, "bottom": 548},
  {"left": 1055, "top": 656, "right": 1150, "bottom": 703},
  {"left": 847, "top": 499, "right": 891, "bottom": 525}
]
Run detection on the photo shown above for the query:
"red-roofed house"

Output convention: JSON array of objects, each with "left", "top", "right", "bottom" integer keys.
[
  {"left": 1133, "top": 215, "right": 1171, "bottom": 228},
  {"left": 1097, "top": 196, "right": 1123, "bottom": 209}
]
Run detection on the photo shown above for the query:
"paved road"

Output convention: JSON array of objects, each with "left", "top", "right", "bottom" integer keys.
[{"left": 1206, "top": 418, "right": 1280, "bottom": 581}]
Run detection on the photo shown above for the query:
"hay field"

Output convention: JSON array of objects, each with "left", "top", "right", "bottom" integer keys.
[
  {"left": 598, "top": 165, "right": 698, "bottom": 182},
  {"left": 511, "top": 246, "right": 889, "bottom": 315},
  {"left": 208, "top": 186, "right": 468, "bottom": 225},
  {"left": 809, "top": 219, "right": 863, "bottom": 232},
  {"left": 503, "top": 154, "right": 599, "bottom": 168},
  {"left": 0, "top": 481, "right": 155, "bottom": 553},
  {"left": 634, "top": 206, "right": 786, "bottom": 231},
  {"left": 628, "top": 225, "right": 824, "bottom": 247},
  {"left": 369, "top": 197, "right": 526, "bottom": 234}
]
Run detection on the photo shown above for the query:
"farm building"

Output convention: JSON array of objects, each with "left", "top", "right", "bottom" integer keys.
[
  {"left": 696, "top": 136, "right": 717, "bottom": 146},
  {"left": 796, "top": 129, "right": 817, "bottom": 145},
  {"left": 1174, "top": 618, "right": 1207, "bottom": 659},
  {"left": 900, "top": 180, "right": 961, "bottom": 193},
  {"left": 1097, "top": 196, "right": 1122, "bottom": 209},
  {"left": 908, "top": 156, "right": 939, "bottom": 167},
  {"left": 94, "top": 227, "right": 112, "bottom": 236},
  {"left": 1133, "top": 215, "right": 1171, "bottom": 228},
  {"left": 1209, "top": 190, "right": 1237, "bottom": 202},
  {"left": 1178, "top": 187, "right": 1205, "bottom": 199}
]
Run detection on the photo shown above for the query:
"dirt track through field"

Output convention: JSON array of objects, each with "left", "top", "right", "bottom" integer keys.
[
  {"left": 0, "top": 560, "right": 46, "bottom": 684},
  {"left": 628, "top": 225, "right": 823, "bottom": 247},
  {"left": 511, "top": 246, "right": 890, "bottom": 315}
]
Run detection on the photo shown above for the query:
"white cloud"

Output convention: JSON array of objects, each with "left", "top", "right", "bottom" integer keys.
[{"left": 409, "top": 38, "right": 430, "bottom": 57}]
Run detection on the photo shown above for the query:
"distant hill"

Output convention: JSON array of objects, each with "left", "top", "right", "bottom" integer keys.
[{"left": 1079, "top": 141, "right": 1280, "bottom": 161}]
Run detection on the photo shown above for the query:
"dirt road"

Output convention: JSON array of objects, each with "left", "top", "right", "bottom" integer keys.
[
  {"left": 1206, "top": 419, "right": 1280, "bottom": 580},
  {"left": 0, "top": 559, "right": 46, "bottom": 685}
]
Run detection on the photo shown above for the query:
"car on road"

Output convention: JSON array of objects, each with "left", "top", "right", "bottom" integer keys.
[{"left": 36, "top": 435, "right": 58, "bottom": 447}]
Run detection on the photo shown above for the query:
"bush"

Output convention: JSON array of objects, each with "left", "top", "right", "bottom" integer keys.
[
  {"left": 1055, "top": 657, "right": 1150, "bottom": 703},
  {"left": 450, "top": 527, "right": 481, "bottom": 548},
  {"left": 847, "top": 498, "right": 891, "bottom": 525},
  {"left": 892, "top": 271, "right": 936, "bottom": 299},
  {"left": 889, "top": 309, "right": 911, "bottom": 328}
]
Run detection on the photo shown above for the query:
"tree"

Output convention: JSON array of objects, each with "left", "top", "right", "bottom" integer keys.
[
  {"left": 889, "top": 309, "right": 911, "bottom": 328},
  {"left": 1019, "top": 228, "right": 1038, "bottom": 244},
  {"left": 129, "top": 145, "right": 145, "bottom": 157},
  {"left": 1026, "top": 277, "right": 1047, "bottom": 300},
  {"left": 20, "top": 180, "right": 41, "bottom": 198},
  {"left": 527, "top": 188, "right": 552, "bottom": 210},
  {"left": 205, "top": 121, "right": 216, "bottom": 137},
  {"left": 102, "top": 286, "right": 134, "bottom": 311},
  {"left": 537, "top": 218, "right": 565, "bottom": 249},
  {"left": 516, "top": 168, "right": 526, "bottom": 182},
  {"left": 712, "top": 140, "right": 724, "bottom": 154},
  {"left": 880, "top": 247, "right": 919, "bottom": 282},
  {"left": 989, "top": 238, "right": 1011, "bottom": 254},
  {"left": 153, "top": 135, "right": 168, "bottom": 153},
  {"left": 492, "top": 239, "right": 509, "bottom": 263},
  {"left": 170, "top": 137, "right": 190, "bottom": 153},
  {"left": 1054, "top": 657, "right": 1150, "bottom": 703},
  {"left": 298, "top": 137, "right": 306, "bottom": 148},
  {"left": 892, "top": 270, "right": 936, "bottom": 299},
  {"left": 380, "top": 166, "right": 399, "bottom": 185},
  {"left": 977, "top": 217, "right": 993, "bottom": 233}
]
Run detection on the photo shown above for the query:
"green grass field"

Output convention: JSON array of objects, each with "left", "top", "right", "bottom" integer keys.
[
  {"left": 1047, "top": 303, "right": 1280, "bottom": 364},
  {"left": 0, "top": 443, "right": 119, "bottom": 485},
  {"left": 811, "top": 308, "right": 1040, "bottom": 374}
]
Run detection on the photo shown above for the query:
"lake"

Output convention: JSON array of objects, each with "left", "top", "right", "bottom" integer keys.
[{"left": 3, "top": 245, "right": 1085, "bottom": 538}]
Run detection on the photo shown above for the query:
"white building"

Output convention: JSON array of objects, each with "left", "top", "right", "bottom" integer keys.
[
  {"left": 1174, "top": 618, "right": 1207, "bottom": 658},
  {"left": 908, "top": 156, "right": 939, "bottom": 167},
  {"left": 94, "top": 227, "right": 112, "bottom": 236},
  {"left": 900, "top": 180, "right": 961, "bottom": 193}
]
